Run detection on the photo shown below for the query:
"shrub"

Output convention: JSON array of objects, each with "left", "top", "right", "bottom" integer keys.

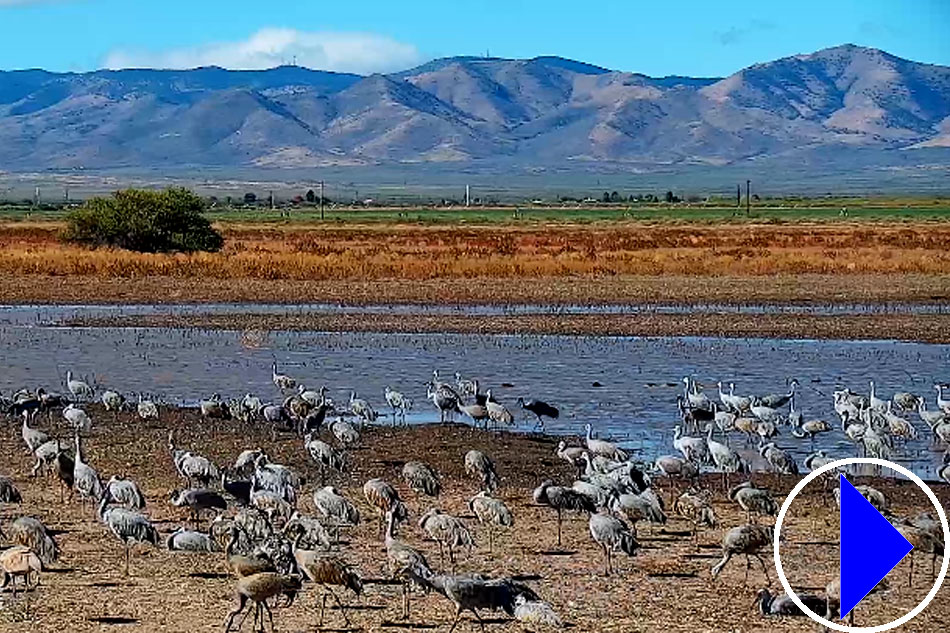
[{"left": 63, "top": 188, "right": 223, "bottom": 253}]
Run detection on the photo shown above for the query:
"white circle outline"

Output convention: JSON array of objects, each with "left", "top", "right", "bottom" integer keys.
[{"left": 773, "top": 457, "right": 949, "bottom": 633}]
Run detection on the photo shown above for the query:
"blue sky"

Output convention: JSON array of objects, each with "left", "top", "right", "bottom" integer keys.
[{"left": 1, "top": 0, "right": 948, "bottom": 76}]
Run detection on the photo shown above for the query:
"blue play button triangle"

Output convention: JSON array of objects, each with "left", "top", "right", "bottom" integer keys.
[{"left": 839, "top": 474, "right": 914, "bottom": 618}]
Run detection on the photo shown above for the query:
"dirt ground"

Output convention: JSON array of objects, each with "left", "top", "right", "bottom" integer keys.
[
  {"left": 62, "top": 309, "right": 950, "bottom": 344},
  {"left": 0, "top": 407, "right": 947, "bottom": 633}
]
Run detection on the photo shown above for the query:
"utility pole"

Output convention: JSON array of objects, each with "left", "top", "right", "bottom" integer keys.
[
  {"left": 736, "top": 184, "right": 740, "bottom": 208},
  {"left": 269, "top": 190, "right": 274, "bottom": 211},
  {"left": 465, "top": 184, "right": 470, "bottom": 207},
  {"left": 746, "top": 180, "right": 751, "bottom": 216},
  {"left": 33, "top": 186, "right": 40, "bottom": 207},
  {"left": 64, "top": 187, "right": 69, "bottom": 204}
]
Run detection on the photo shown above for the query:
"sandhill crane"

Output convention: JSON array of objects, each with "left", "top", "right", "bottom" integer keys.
[
  {"left": 283, "top": 512, "right": 331, "bottom": 551},
  {"left": 468, "top": 492, "right": 513, "bottom": 553},
  {"left": 297, "top": 384, "right": 324, "bottom": 407},
  {"left": 609, "top": 489, "right": 667, "bottom": 537},
  {"left": 363, "top": 478, "right": 407, "bottom": 530},
  {"left": 171, "top": 488, "right": 227, "bottom": 527},
  {"left": 402, "top": 461, "right": 442, "bottom": 497},
  {"left": 861, "top": 427, "right": 892, "bottom": 461},
  {"left": 8, "top": 517, "right": 58, "bottom": 566},
  {"left": 66, "top": 370, "right": 93, "bottom": 401},
  {"left": 455, "top": 372, "right": 477, "bottom": 397},
  {"left": 705, "top": 423, "right": 746, "bottom": 488},
  {"left": 290, "top": 531, "right": 363, "bottom": 627},
  {"left": 252, "top": 454, "right": 302, "bottom": 505},
  {"left": 101, "top": 389, "right": 125, "bottom": 412},
  {"left": 718, "top": 381, "right": 744, "bottom": 413},
  {"left": 349, "top": 392, "right": 378, "bottom": 425},
  {"left": 224, "top": 572, "right": 301, "bottom": 633},
  {"left": 384, "top": 508, "right": 431, "bottom": 619},
  {"left": 936, "top": 384, "right": 950, "bottom": 414},
  {"left": 106, "top": 475, "right": 145, "bottom": 510},
  {"left": 271, "top": 362, "right": 296, "bottom": 391},
  {"left": 31, "top": 438, "right": 64, "bottom": 478},
  {"left": 825, "top": 576, "right": 888, "bottom": 625},
  {"left": 304, "top": 434, "right": 344, "bottom": 483},
  {"left": 683, "top": 376, "right": 711, "bottom": 410},
  {"left": 63, "top": 404, "right": 91, "bottom": 431},
  {"left": 733, "top": 416, "right": 759, "bottom": 445},
  {"left": 673, "top": 425, "right": 708, "bottom": 464},
  {"left": 312, "top": 486, "right": 360, "bottom": 532},
  {"left": 221, "top": 471, "right": 252, "bottom": 506},
  {"left": 54, "top": 449, "right": 74, "bottom": 503},
  {"left": 427, "top": 381, "right": 461, "bottom": 423},
  {"left": 894, "top": 521, "right": 944, "bottom": 585},
  {"left": 166, "top": 526, "right": 217, "bottom": 552},
  {"left": 250, "top": 490, "right": 293, "bottom": 527},
  {"left": 585, "top": 423, "right": 627, "bottom": 460},
  {"left": 459, "top": 400, "right": 490, "bottom": 428},
  {"left": 939, "top": 453, "right": 950, "bottom": 485},
  {"left": 517, "top": 397, "right": 559, "bottom": 429},
  {"left": 73, "top": 431, "right": 102, "bottom": 512},
  {"left": 330, "top": 418, "right": 361, "bottom": 448},
  {"left": 759, "top": 442, "right": 798, "bottom": 475},
  {"left": 916, "top": 399, "right": 946, "bottom": 436},
  {"left": 754, "top": 587, "right": 826, "bottom": 616},
  {"left": 892, "top": 391, "right": 919, "bottom": 412},
  {"left": 21, "top": 411, "right": 49, "bottom": 454},
  {"left": 711, "top": 524, "right": 773, "bottom": 583},
  {"left": 533, "top": 480, "right": 596, "bottom": 547},
  {"left": 653, "top": 455, "right": 699, "bottom": 503},
  {"left": 589, "top": 508, "right": 639, "bottom": 575},
  {"left": 419, "top": 508, "right": 474, "bottom": 570},
  {"left": 384, "top": 386, "right": 412, "bottom": 425},
  {"left": 834, "top": 481, "right": 888, "bottom": 514},
  {"left": 883, "top": 404, "right": 918, "bottom": 442},
  {"left": 757, "top": 379, "right": 798, "bottom": 409},
  {"left": 556, "top": 441, "right": 586, "bottom": 475},
  {"left": 464, "top": 450, "right": 499, "bottom": 492},
  {"left": 729, "top": 482, "right": 778, "bottom": 523},
  {"left": 0, "top": 546, "right": 42, "bottom": 596},
  {"left": 98, "top": 494, "right": 159, "bottom": 575},
  {"left": 674, "top": 491, "right": 717, "bottom": 538},
  {"left": 791, "top": 417, "right": 833, "bottom": 442},
  {"left": 199, "top": 393, "right": 229, "bottom": 419},
  {"left": 168, "top": 431, "right": 220, "bottom": 487},
  {"left": 485, "top": 390, "right": 514, "bottom": 428},
  {"left": 224, "top": 526, "right": 276, "bottom": 578},
  {"left": 804, "top": 450, "right": 836, "bottom": 472},
  {"left": 137, "top": 393, "right": 159, "bottom": 420}
]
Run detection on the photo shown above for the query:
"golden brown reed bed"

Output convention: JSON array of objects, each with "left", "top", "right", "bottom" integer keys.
[
  {"left": 1, "top": 408, "right": 947, "bottom": 632},
  {"left": 3, "top": 222, "right": 950, "bottom": 280}
]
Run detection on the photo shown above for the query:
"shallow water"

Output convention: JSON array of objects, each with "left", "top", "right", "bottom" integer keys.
[{"left": 1, "top": 305, "right": 948, "bottom": 479}]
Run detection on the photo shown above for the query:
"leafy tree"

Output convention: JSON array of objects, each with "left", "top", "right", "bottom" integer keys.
[
  {"left": 63, "top": 188, "right": 223, "bottom": 253},
  {"left": 602, "top": 191, "right": 611, "bottom": 203},
  {"left": 665, "top": 190, "right": 675, "bottom": 203},
  {"left": 305, "top": 189, "right": 316, "bottom": 203},
  {"left": 243, "top": 192, "right": 257, "bottom": 204},
  {"left": 610, "top": 191, "right": 621, "bottom": 202}
]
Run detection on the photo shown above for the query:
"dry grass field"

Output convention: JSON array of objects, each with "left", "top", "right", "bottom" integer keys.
[{"left": 0, "top": 408, "right": 947, "bottom": 633}]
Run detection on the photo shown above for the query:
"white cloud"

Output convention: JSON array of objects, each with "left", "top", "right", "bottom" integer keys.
[{"left": 103, "top": 28, "right": 422, "bottom": 75}]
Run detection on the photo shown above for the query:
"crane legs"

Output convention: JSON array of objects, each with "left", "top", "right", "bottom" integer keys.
[
  {"left": 319, "top": 587, "right": 351, "bottom": 627},
  {"left": 448, "top": 607, "right": 485, "bottom": 633},
  {"left": 601, "top": 543, "right": 613, "bottom": 576}
]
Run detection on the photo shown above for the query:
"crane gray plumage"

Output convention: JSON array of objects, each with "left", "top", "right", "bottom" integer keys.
[
  {"left": 271, "top": 361, "right": 296, "bottom": 391},
  {"left": 21, "top": 411, "right": 49, "bottom": 454},
  {"left": 249, "top": 490, "right": 293, "bottom": 527},
  {"left": 312, "top": 486, "right": 360, "bottom": 528},
  {"left": 66, "top": 370, "right": 93, "bottom": 400},
  {"left": 674, "top": 491, "right": 718, "bottom": 532},
  {"left": 251, "top": 454, "right": 302, "bottom": 506},
  {"left": 514, "top": 593, "right": 563, "bottom": 629},
  {"left": 106, "top": 475, "right": 146, "bottom": 510},
  {"left": 73, "top": 431, "right": 102, "bottom": 511},
  {"left": 304, "top": 434, "right": 344, "bottom": 482},
  {"left": 584, "top": 423, "right": 627, "bottom": 460},
  {"left": 171, "top": 488, "right": 228, "bottom": 526},
  {"left": 468, "top": 492, "right": 513, "bottom": 553},
  {"left": 384, "top": 508, "right": 431, "bottom": 619},
  {"left": 402, "top": 461, "right": 442, "bottom": 497},
  {"left": 711, "top": 524, "right": 774, "bottom": 583},
  {"left": 283, "top": 511, "right": 332, "bottom": 551},
  {"left": 673, "top": 425, "right": 708, "bottom": 464},
  {"left": 384, "top": 386, "right": 412, "bottom": 425},
  {"left": 166, "top": 526, "right": 217, "bottom": 552},
  {"left": 485, "top": 390, "right": 514, "bottom": 428},
  {"left": 427, "top": 380, "right": 461, "bottom": 423},
  {"left": 464, "top": 450, "right": 499, "bottom": 492},
  {"left": 759, "top": 442, "right": 799, "bottom": 475},
  {"left": 589, "top": 509, "right": 639, "bottom": 575},
  {"left": 348, "top": 391, "right": 378, "bottom": 425},
  {"left": 137, "top": 393, "right": 159, "bottom": 420},
  {"left": 533, "top": 479, "right": 596, "bottom": 547},
  {"left": 63, "top": 404, "right": 91, "bottom": 431},
  {"left": 609, "top": 489, "right": 667, "bottom": 537},
  {"left": 729, "top": 482, "right": 779, "bottom": 522},
  {"left": 31, "top": 438, "right": 65, "bottom": 477},
  {"left": 517, "top": 397, "right": 559, "bottom": 429},
  {"left": 98, "top": 494, "right": 159, "bottom": 575},
  {"left": 419, "top": 508, "right": 474, "bottom": 570},
  {"left": 168, "top": 431, "right": 220, "bottom": 487},
  {"left": 330, "top": 418, "right": 361, "bottom": 448},
  {"left": 363, "top": 478, "right": 407, "bottom": 528},
  {"left": 101, "top": 389, "right": 125, "bottom": 412},
  {"left": 8, "top": 516, "right": 58, "bottom": 565}
]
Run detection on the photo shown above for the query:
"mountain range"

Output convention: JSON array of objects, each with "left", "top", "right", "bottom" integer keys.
[{"left": 1, "top": 44, "right": 949, "bottom": 172}]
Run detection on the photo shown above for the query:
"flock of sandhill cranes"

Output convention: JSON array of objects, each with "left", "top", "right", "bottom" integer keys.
[{"left": 0, "top": 363, "right": 948, "bottom": 630}]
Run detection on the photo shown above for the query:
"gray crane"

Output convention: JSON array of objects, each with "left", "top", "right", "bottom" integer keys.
[
  {"left": 349, "top": 391, "right": 378, "bottom": 425},
  {"left": 168, "top": 431, "right": 220, "bottom": 487},
  {"left": 609, "top": 489, "right": 667, "bottom": 537},
  {"left": 304, "top": 434, "right": 344, "bottom": 483},
  {"left": 674, "top": 491, "right": 717, "bottom": 535},
  {"left": 759, "top": 442, "right": 799, "bottom": 475},
  {"left": 73, "top": 431, "right": 102, "bottom": 513},
  {"left": 419, "top": 508, "right": 474, "bottom": 570},
  {"left": 464, "top": 450, "right": 499, "bottom": 492},
  {"left": 290, "top": 531, "right": 363, "bottom": 627},
  {"left": 21, "top": 411, "right": 49, "bottom": 454},
  {"left": 589, "top": 508, "right": 639, "bottom": 575},
  {"left": 710, "top": 524, "right": 774, "bottom": 583},
  {"left": 533, "top": 480, "right": 597, "bottom": 547},
  {"left": 8, "top": 517, "right": 58, "bottom": 566},
  {"left": 468, "top": 492, "right": 513, "bottom": 553},
  {"left": 66, "top": 370, "right": 93, "bottom": 401},
  {"left": 97, "top": 494, "right": 159, "bottom": 575},
  {"left": 754, "top": 587, "right": 827, "bottom": 616},
  {"left": 166, "top": 526, "right": 217, "bottom": 552},
  {"left": 105, "top": 475, "right": 145, "bottom": 510},
  {"left": 728, "top": 482, "right": 778, "bottom": 523},
  {"left": 384, "top": 386, "right": 412, "bottom": 425},
  {"left": 171, "top": 488, "right": 228, "bottom": 527},
  {"left": 224, "top": 572, "right": 301, "bottom": 633},
  {"left": 402, "top": 460, "right": 442, "bottom": 497},
  {"left": 384, "top": 508, "right": 431, "bottom": 620}
]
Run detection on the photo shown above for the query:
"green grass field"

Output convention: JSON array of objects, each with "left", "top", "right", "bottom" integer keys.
[{"left": 2, "top": 200, "right": 950, "bottom": 225}]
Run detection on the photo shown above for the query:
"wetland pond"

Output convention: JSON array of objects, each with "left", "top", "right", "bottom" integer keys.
[{"left": 1, "top": 303, "right": 948, "bottom": 479}]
